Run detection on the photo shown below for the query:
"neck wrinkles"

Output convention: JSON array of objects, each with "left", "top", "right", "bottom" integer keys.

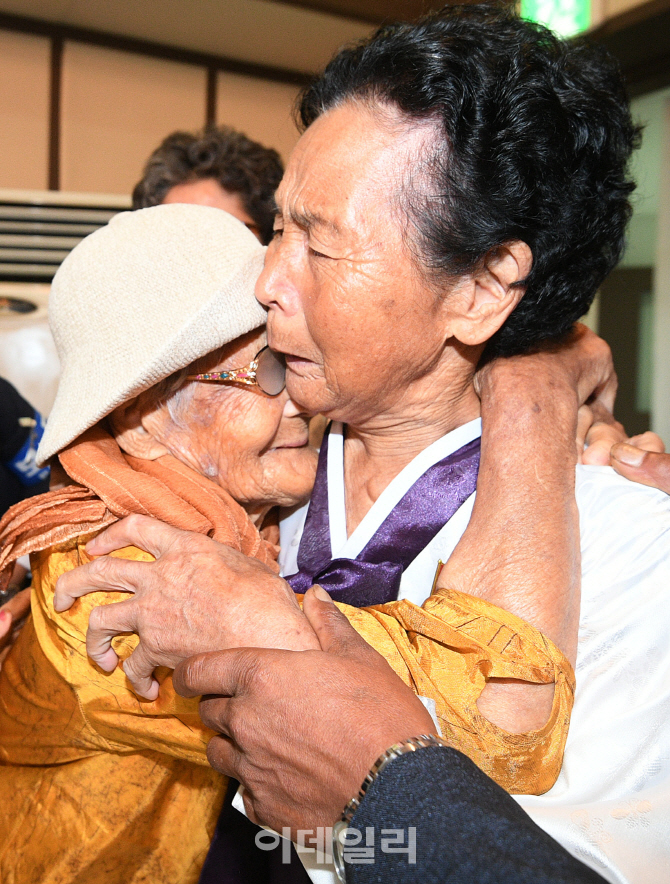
[{"left": 342, "top": 366, "right": 481, "bottom": 537}]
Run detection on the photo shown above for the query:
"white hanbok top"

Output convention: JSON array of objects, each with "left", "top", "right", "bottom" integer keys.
[{"left": 279, "top": 421, "right": 670, "bottom": 884}]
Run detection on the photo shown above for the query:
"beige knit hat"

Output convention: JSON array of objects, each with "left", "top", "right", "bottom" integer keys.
[{"left": 37, "top": 203, "right": 268, "bottom": 465}]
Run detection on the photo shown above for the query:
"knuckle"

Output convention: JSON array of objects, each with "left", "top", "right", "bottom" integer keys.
[
  {"left": 89, "top": 556, "right": 114, "bottom": 579},
  {"left": 124, "top": 513, "right": 146, "bottom": 533},
  {"left": 206, "top": 735, "right": 235, "bottom": 773},
  {"left": 181, "top": 654, "right": 207, "bottom": 691},
  {"left": 205, "top": 739, "right": 218, "bottom": 768},
  {"left": 199, "top": 696, "right": 222, "bottom": 730},
  {"left": 235, "top": 648, "right": 266, "bottom": 692},
  {"left": 224, "top": 704, "right": 247, "bottom": 745},
  {"left": 123, "top": 652, "right": 148, "bottom": 682},
  {"left": 88, "top": 604, "right": 107, "bottom": 631},
  {"left": 55, "top": 570, "right": 71, "bottom": 590}
]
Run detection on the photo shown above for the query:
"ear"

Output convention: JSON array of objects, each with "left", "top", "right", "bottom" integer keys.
[
  {"left": 448, "top": 241, "right": 532, "bottom": 347},
  {"left": 109, "top": 396, "right": 171, "bottom": 460}
]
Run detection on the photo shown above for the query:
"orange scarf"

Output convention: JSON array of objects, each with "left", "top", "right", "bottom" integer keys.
[{"left": 0, "top": 424, "right": 278, "bottom": 590}]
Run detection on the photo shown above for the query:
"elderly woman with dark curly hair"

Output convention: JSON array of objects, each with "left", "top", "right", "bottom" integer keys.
[{"left": 49, "top": 7, "right": 670, "bottom": 884}]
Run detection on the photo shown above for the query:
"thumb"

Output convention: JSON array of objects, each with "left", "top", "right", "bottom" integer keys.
[
  {"left": 611, "top": 445, "right": 670, "bottom": 495},
  {"left": 302, "top": 586, "right": 370, "bottom": 657}
]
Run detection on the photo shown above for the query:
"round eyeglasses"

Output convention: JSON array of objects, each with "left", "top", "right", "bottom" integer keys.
[{"left": 188, "top": 346, "right": 287, "bottom": 396}]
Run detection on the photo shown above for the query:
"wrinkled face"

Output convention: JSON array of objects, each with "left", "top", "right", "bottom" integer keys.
[
  {"left": 144, "top": 329, "right": 317, "bottom": 510},
  {"left": 256, "top": 101, "right": 457, "bottom": 425},
  {"left": 162, "top": 178, "right": 263, "bottom": 242}
]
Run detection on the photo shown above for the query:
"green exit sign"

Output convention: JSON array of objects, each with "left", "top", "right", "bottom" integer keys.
[{"left": 521, "top": 0, "right": 591, "bottom": 37}]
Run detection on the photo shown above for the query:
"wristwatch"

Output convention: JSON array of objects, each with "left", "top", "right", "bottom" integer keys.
[{"left": 332, "top": 733, "right": 449, "bottom": 883}]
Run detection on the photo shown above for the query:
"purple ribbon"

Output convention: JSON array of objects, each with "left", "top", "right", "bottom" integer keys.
[{"left": 287, "top": 426, "right": 480, "bottom": 607}]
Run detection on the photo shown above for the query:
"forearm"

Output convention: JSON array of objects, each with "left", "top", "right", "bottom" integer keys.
[
  {"left": 440, "top": 363, "right": 581, "bottom": 666},
  {"left": 434, "top": 364, "right": 581, "bottom": 733},
  {"left": 348, "top": 746, "right": 606, "bottom": 884}
]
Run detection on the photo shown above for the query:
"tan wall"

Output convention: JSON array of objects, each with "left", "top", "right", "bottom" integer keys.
[
  {"left": 0, "top": 0, "right": 655, "bottom": 195},
  {"left": 0, "top": 30, "right": 50, "bottom": 190},
  {"left": 0, "top": 27, "right": 304, "bottom": 196},
  {"left": 216, "top": 72, "right": 300, "bottom": 163},
  {"left": 60, "top": 43, "right": 206, "bottom": 194},
  {"left": 604, "top": 0, "right": 650, "bottom": 18},
  {"left": 592, "top": 0, "right": 652, "bottom": 26}
]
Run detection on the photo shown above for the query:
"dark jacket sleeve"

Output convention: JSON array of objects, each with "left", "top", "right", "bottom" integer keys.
[
  {"left": 0, "top": 377, "right": 50, "bottom": 515},
  {"left": 348, "top": 745, "right": 606, "bottom": 884},
  {"left": 0, "top": 377, "right": 34, "bottom": 464}
]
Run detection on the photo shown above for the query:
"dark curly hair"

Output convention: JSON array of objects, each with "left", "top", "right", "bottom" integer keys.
[
  {"left": 132, "top": 126, "right": 284, "bottom": 245},
  {"left": 298, "top": 4, "right": 640, "bottom": 359}
]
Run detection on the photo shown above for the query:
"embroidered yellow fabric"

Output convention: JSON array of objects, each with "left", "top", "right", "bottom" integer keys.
[
  {"left": 340, "top": 589, "right": 575, "bottom": 795},
  {"left": 0, "top": 538, "right": 574, "bottom": 884}
]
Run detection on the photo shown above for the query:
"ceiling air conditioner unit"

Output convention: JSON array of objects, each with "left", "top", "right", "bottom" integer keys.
[{"left": 0, "top": 188, "right": 131, "bottom": 416}]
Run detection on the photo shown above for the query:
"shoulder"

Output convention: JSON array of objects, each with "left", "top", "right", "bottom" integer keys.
[
  {"left": 576, "top": 464, "right": 670, "bottom": 523},
  {"left": 575, "top": 465, "right": 670, "bottom": 549},
  {"left": 575, "top": 464, "right": 670, "bottom": 612}
]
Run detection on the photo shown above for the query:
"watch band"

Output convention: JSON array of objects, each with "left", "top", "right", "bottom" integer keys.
[{"left": 332, "top": 734, "right": 449, "bottom": 883}]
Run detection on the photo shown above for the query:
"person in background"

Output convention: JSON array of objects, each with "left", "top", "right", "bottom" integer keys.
[{"left": 132, "top": 125, "right": 284, "bottom": 245}]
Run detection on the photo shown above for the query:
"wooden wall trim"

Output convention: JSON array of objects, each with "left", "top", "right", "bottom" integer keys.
[
  {"left": 206, "top": 66, "right": 217, "bottom": 127},
  {"left": 0, "top": 10, "right": 312, "bottom": 87},
  {"left": 48, "top": 36, "right": 62, "bottom": 191},
  {"left": 266, "top": 0, "right": 515, "bottom": 25}
]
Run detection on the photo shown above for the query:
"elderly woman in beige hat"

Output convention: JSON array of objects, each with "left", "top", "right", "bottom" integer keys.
[{"left": 0, "top": 203, "right": 319, "bottom": 884}]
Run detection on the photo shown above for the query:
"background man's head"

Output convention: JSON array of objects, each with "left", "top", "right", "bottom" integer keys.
[
  {"left": 257, "top": 4, "right": 640, "bottom": 423},
  {"left": 132, "top": 126, "right": 284, "bottom": 245}
]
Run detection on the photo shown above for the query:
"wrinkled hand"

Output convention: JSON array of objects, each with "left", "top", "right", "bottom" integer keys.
[
  {"left": 578, "top": 403, "right": 664, "bottom": 465},
  {"left": 173, "top": 586, "right": 436, "bottom": 836},
  {"left": 611, "top": 444, "right": 670, "bottom": 493},
  {"left": 53, "top": 514, "right": 319, "bottom": 700}
]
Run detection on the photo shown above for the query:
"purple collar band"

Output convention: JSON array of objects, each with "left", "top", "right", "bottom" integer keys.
[{"left": 287, "top": 425, "right": 480, "bottom": 607}]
